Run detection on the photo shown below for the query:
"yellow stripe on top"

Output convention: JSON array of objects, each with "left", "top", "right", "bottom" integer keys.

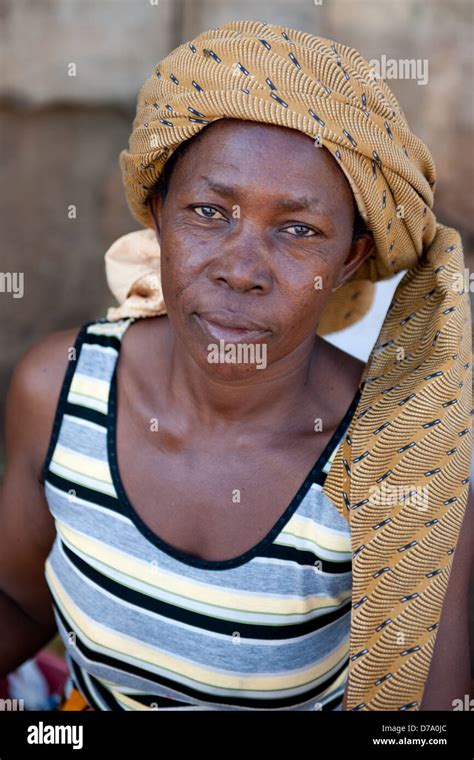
[
  {"left": 68, "top": 373, "right": 111, "bottom": 414},
  {"left": 46, "top": 561, "right": 350, "bottom": 693},
  {"left": 56, "top": 521, "right": 351, "bottom": 618}
]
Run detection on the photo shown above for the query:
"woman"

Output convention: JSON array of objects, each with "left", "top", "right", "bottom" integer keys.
[{"left": 0, "top": 20, "right": 472, "bottom": 712}]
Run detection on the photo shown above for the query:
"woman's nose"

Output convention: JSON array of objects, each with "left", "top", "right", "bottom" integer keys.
[{"left": 206, "top": 227, "right": 273, "bottom": 293}]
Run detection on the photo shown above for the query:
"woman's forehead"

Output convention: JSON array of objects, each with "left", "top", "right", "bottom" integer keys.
[
  {"left": 184, "top": 116, "right": 316, "bottom": 152},
  {"left": 170, "top": 118, "right": 355, "bottom": 202}
]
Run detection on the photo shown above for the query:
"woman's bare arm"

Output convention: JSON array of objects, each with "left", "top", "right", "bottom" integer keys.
[{"left": 0, "top": 326, "right": 80, "bottom": 676}]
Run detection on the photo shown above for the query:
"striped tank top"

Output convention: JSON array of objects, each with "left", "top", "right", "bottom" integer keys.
[{"left": 41, "top": 317, "right": 361, "bottom": 711}]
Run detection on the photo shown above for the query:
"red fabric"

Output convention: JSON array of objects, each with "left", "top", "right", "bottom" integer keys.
[{"left": 34, "top": 651, "right": 69, "bottom": 694}]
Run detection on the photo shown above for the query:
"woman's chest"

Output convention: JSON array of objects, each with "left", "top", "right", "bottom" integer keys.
[
  {"left": 115, "top": 427, "right": 337, "bottom": 563},
  {"left": 109, "top": 319, "right": 362, "bottom": 564}
]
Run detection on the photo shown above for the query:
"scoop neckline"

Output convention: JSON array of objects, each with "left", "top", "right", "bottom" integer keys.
[{"left": 106, "top": 326, "right": 362, "bottom": 571}]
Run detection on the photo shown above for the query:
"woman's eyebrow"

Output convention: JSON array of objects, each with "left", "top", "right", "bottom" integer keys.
[{"left": 197, "top": 175, "right": 325, "bottom": 212}]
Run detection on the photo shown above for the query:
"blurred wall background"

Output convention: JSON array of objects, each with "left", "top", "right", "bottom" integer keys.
[{"left": 1, "top": 0, "right": 473, "bottom": 691}]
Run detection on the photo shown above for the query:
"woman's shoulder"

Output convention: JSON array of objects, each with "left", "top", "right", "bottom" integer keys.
[
  {"left": 10, "top": 323, "right": 85, "bottom": 411},
  {"left": 7, "top": 322, "right": 89, "bottom": 482}
]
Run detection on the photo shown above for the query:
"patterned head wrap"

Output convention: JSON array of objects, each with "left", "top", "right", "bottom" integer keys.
[{"left": 104, "top": 20, "right": 472, "bottom": 710}]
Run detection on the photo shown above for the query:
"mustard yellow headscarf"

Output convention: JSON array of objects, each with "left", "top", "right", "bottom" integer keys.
[{"left": 105, "top": 20, "right": 472, "bottom": 711}]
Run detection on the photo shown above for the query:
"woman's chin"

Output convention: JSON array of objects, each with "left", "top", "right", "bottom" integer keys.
[{"left": 197, "top": 347, "right": 269, "bottom": 379}]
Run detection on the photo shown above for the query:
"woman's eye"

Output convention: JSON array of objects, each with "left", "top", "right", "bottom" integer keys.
[
  {"left": 193, "top": 205, "right": 225, "bottom": 220},
  {"left": 285, "top": 225, "right": 318, "bottom": 237}
]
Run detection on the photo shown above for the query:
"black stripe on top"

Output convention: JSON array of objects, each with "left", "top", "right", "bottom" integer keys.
[
  {"left": 53, "top": 601, "right": 348, "bottom": 710},
  {"left": 59, "top": 539, "right": 351, "bottom": 640}
]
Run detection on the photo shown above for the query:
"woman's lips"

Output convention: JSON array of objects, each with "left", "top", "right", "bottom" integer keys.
[{"left": 194, "top": 314, "right": 270, "bottom": 343}]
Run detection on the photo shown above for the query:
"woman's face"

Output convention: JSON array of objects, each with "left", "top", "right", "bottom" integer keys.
[{"left": 149, "top": 118, "right": 373, "bottom": 378}]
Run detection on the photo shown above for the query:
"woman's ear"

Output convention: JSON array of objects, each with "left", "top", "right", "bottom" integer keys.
[
  {"left": 332, "top": 232, "right": 375, "bottom": 291},
  {"left": 148, "top": 194, "right": 162, "bottom": 240}
]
